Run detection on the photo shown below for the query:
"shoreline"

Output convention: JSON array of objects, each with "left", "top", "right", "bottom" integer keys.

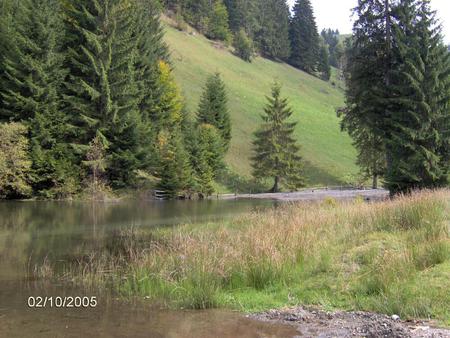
[
  {"left": 250, "top": 306, "right": 450, "bottom": 338},
  {"left": 215, "top": 188, "right": 389, "bottom": 202}
]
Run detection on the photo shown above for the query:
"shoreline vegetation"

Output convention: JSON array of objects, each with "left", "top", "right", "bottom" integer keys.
[{"left": 38, "top": 190, "right": 450, "bottom": 326}]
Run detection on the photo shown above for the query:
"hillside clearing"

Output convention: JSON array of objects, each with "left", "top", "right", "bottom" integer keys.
[{"left": 163, "top": 23, "right": 358, "bottom": 186}]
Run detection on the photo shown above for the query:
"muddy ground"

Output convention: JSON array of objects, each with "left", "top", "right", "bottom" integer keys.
[{"left": 250, "top": 306, "right": 450, "bottom": 338}]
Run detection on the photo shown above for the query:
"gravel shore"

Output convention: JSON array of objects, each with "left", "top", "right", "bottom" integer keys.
[{"left": 250, "top": 306, "right": 450, "bottom": 338}]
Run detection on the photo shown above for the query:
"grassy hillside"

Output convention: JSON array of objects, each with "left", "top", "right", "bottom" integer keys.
[{"left": 164, "top": 23, "right": 358, "bottom": 186}]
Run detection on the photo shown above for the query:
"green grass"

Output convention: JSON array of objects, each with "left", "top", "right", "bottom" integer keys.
[
  {"left": 163, "top": 22, "right": 358, "bottom": 186},
  {"left": 48, "top": 190, "right": 450, "bottom": 325}
]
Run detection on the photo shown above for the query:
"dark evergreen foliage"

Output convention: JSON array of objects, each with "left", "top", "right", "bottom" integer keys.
[
  {"left": 321, "top": 29, "right": 343, "bottom": 68},
  {"left": 206, "top": 0, "right": 232, "bottom": 42},
  {"left": 156, "top": 130, "right": 193, "bottom": 199},
  {"left": 251, "top": 82, "right": 304, "bottom": 192},
  {"left": 318, "top": 44, "right": 331, "bottom": 81},
  {"left": 256, "top": 0, "right": 291, "bottom": 60},
  {"left": 0, "top": 0, "right": 78, "bottom": 197},
  {"left": 0, "top": 0, "right": 227, "bottom": 199},
  {"left": 289, "top": 0, "right": 320, "bottom": 73},
  {"left": 385, "top": 0, "right": 450, "bottom": 193},
  {"left": 341, "top": 0, "right": 450, "bottom": 194},
  {"left": 197, "top": 73, "right": 232, "bottom": 151}
]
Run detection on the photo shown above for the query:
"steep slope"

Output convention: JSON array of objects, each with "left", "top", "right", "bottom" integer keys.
[{"left": 164, "top": 24, "right": 358, "bottom": 186}]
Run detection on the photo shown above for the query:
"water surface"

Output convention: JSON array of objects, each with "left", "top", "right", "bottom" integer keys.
[{"left": 0, "top": 199, "right": 298, "bottom": 337}]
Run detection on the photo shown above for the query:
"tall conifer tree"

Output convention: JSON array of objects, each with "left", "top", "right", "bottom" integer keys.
[
  {"left": 64, "top": 0, "right": 144, "bottom": 187},
  {"left": 289, "top": 0, "right": 320, "bottom": 73},
  {"left": 256, "top": 0, "right": 291, "bottom": 60},
  {"left": 197, "top": 73, "right": 232, "bottom": 151},
  {"left": 340, "top": 0, "right": 393, "bottom": 189},
  {"left": 0, "top": 0, "right": 77, "bottom": 197},
  {"left": 252, "top": 82, "right": 304, "bottom": 192},
  {"left": 385, "top": 0, "right": 450, "bottom": 192}
]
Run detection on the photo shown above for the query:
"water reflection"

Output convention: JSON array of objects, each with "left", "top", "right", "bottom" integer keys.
[
  {"left": 0, "top": 199, "right": 299, "bottom": 338},
  {"left": 0, "top": 199, "right": 276, "bottom": 279}
]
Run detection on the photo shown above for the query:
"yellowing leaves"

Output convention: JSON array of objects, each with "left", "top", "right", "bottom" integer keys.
[{"left": 157, "top": 60, "right": 183, "bottom": 126}]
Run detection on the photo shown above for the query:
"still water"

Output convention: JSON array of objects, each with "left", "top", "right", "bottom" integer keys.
[{"left": 0, "top": 199, "right": 298, "bottom": 337}]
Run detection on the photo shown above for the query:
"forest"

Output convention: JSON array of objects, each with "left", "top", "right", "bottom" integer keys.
[{"left": 0, "top": 0, "right": 449, "bottom": 200}]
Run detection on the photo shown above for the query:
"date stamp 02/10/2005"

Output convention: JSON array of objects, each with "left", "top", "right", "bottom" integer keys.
[{"left": 27, "top": 296, "right": 98, "bottom": 309}]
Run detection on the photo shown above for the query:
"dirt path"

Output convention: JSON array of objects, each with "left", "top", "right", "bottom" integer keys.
[
  {"left": 250, "top": 306, "right": 450, "bottom": 338},
  {"left": 219, "top": 188, "right": 389, "bottom": 202}
]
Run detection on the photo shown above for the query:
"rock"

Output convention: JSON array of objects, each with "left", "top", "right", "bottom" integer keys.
[{"left": 392, "top": 314, "right": 400, "bottom": 321}]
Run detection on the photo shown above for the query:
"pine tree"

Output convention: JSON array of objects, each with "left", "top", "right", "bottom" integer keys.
[
  {"left": 252, "top": 82, "right": 304, "bottom": 192},
  {"left": 207, "top": 0, "right": 232, "bottom": 42},
  {"left": 338, "top": 106, "right": 386, "bottom": 189},
  {"left": 63, "top": 0, "right": 144, "bottom": 188},
  {"left": 342, "top": 0, "right": 450, "bottom": 194},
  {"left": 180, "top": 0, "right": 211, "bottom": 33},
  {"left": 0, "top": 0, "right": 78, "bottom": 197},
  {"left": 321, "top": 28, "right": 341, "bottom": 68},
  {"left": 156, "top": 130, "right": 193, "bottom": 199},
  {"left": 193, "top": 124, "right": 224, "bottom": 196},
  {"left": 223, "top": 0, "right": 260, "bottom": 39},
  {"left": 197, "top": 73, "right": 232, "bottom": 151},
  {"left": 256, "top": 0, "right": 291, "bottom": 60},
  {"left": 339, "top": 0, "right": 393, "bottom": 190},
  {"left": 385, "top": 0, "right": 450, "bottom": 193},
  {"left": 289, "top": 0, "right": 320, "bottom": 73},
  {"left": 0, "top": 0, "right": 19, "bottom": 117},
  {"left": 318, "top": 43, "right": 331, "bottom": 81}
]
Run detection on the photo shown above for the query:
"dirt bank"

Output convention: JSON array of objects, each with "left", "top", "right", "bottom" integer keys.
[
  {"left": 250, "top": 306, "right": 450, "bottom": 338},
  {"left": 218, "top": 188, "right": 389, "bottom": 202}
]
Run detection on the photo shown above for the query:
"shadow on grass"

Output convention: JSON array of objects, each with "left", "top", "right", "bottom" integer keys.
[
  {"left": 217, "top": 169, "right": 268, "bottom": 194},
  {"left": 218, "top": 161, "right": 345, "bottom": 194},
  {"left": 302, "top": 160, "right": 346, "bottom": 187}
]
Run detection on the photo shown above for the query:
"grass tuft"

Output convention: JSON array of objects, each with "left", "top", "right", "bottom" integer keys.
[{"left": 45, "top": 190, "right": 450, "bottom": 324}]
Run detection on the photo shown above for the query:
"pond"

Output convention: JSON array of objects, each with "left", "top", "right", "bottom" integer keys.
[{"left": 0, "top": 199, "right": 299, "bottom": 337}]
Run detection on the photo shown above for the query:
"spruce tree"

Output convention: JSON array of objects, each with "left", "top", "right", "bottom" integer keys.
[
  {"left": 385, "top": 0, "right": 450, "bottom": 193},
  {"left": 342, "top": 0, "right": 450, "bottom": 194},
  {"left": 321, "top": 28, "right": 341, "bottom": 68},
  {"left": 197, "top": 73, "right": 232, "bottom": 151},
  {"left": 0, "top": 0, "right": 78, "bottom": 197},
  {"left": 191, "top": 124, "right": 224, "bottom": 197},
  {"left": 339, "top": 0, "right": 393, "bottom": 190},
  {"left": 318, "top": 43, "right": 331, "bottom": 81},
  {"left": 64, "top": 0, "right": 143, "bottom": 188},
  {"left": 223, "top": 0, "right": 260, "bottom": 39},
  {"left": 252, "top": 82, "right": 304, "bottom": 192},
  {"left": 289, "top": 0, "right": 320, "bottom": 73},
  {"left": 156, "top": 130, "right": 193, "bottom": 199},
  {"left": 256, "top": 0, "right": 291, "bottom": 60},
  {"left": 207, "top": 0, "right": 232, "bottom": 42}
]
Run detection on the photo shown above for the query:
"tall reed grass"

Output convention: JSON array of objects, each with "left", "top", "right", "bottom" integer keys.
[{"left": 48, "top": 190, "right": 450, "bottom": 322}]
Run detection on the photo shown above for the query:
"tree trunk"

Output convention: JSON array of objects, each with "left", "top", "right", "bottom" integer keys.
[
  {"left": 271, "top": 176, "right": 279, "bottom": 193},
  {"left": 372, "top": 174, "right": 378, "bottom": 189}
]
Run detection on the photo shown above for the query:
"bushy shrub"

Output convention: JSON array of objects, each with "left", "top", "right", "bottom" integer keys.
[{"left": 233, "top": 29, "right": 253, "bottom": 62}]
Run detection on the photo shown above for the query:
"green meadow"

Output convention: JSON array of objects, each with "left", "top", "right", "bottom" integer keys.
[{"left": 163, "top": 23, "right": 358, "bottom": 186}]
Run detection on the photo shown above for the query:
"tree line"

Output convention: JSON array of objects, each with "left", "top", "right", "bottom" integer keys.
[
  {"left": 0, "top": 0, "right": 305, "bottom": 199},
  {"left": 0, "top": 0, "right": 231, "bottom": 199},
  {"left": 340, "top": 0, "right": 450, "bottom": 194},
  {"left": 163, "top": 0, "right": 337, "bottom": 80}
]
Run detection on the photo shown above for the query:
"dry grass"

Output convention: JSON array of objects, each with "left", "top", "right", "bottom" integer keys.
[{"left": 48, "top": 190, "right": 450, "bottom": 322}]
